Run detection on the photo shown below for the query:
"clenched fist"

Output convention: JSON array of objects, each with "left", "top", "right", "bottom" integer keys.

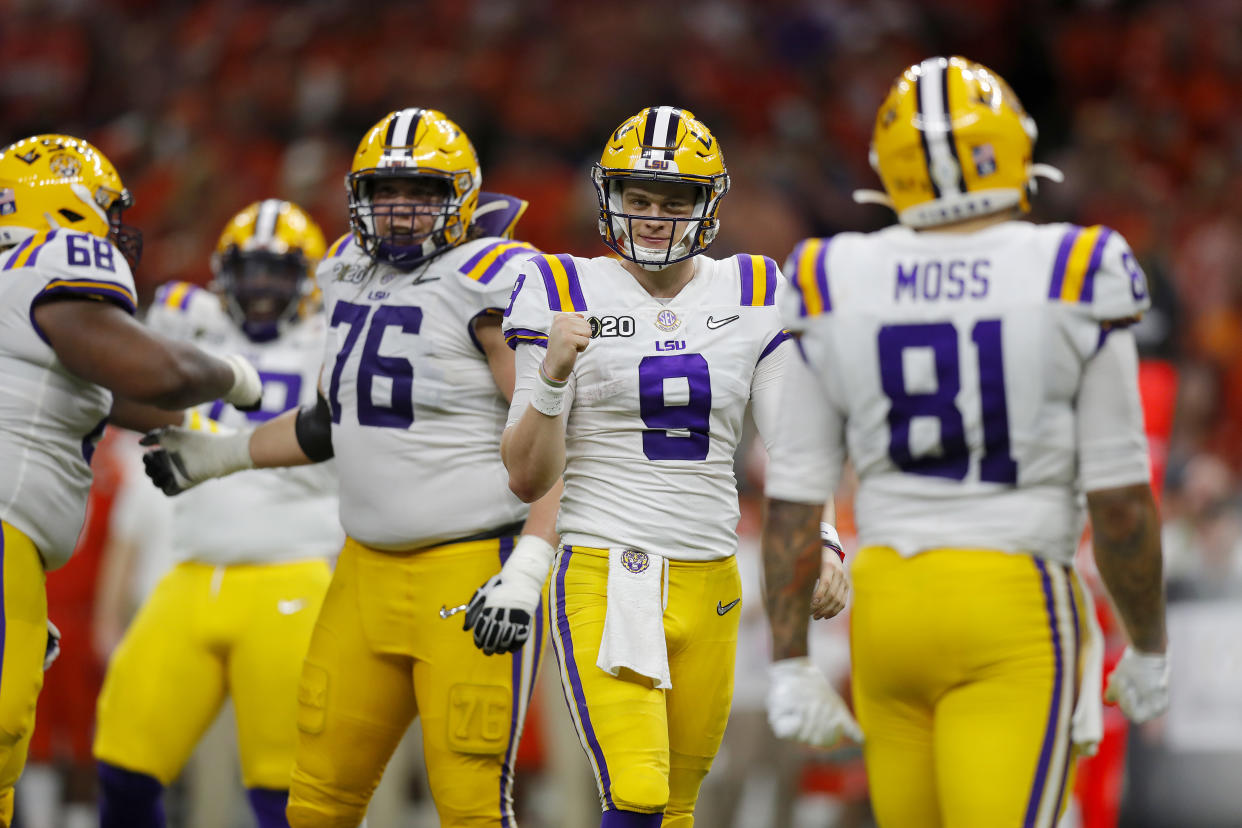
[{"left": 543, "top": 312, "right": 592, "bottom": 380}]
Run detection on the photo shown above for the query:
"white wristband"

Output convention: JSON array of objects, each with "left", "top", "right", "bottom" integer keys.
[
  {"left": 820, "top": 522, "right": 844, "bottom": 562},
  {"left": 530, "top": 364, "right": 568, "bottom": 417},
  {"left": 221, "top": 353, "right": 263, "bottom": 408}
]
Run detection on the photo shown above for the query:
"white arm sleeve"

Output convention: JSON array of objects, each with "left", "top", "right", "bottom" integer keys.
[
  {"left": 751, "top": 336, "right": 792, "bottom": 458},
  {"left": 506, "top": 345, "right": 577, "bottom": 430},
  {"left": 763, "top": 340, "right": 846, "bottom": 504},
  {"left": 1076, "top": 327, "right": 1151, "bottom": 492}
]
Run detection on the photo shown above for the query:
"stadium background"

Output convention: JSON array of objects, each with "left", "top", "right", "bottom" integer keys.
[{"left": 6, "top": 0, "right": 1242, "bottom": 825}]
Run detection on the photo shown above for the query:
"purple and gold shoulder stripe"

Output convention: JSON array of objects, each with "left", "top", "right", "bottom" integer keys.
[
  {"left": 2, "top": 229, "right": 60, "bottom": 272},
  {"left": 503, "top": 325, "right": 549, "bottom": 349},
  {"left": 1048, "top": 225, "right": 1113, "bottom": 304},
  {"left": 788, "top": 237, "right": 833, "bottom": 318},
  {"left": 531, "top": 254, "right": 587, "bottom": 313},
  {"left": 459, "top": 240, "right": 538, "bottom": 285},
  {"left": 737, "top": 254, "right": 778, "bottom": 307},
  {"left": 326, "top": 232, "right": 353, "bottom": 259},
  {"left": 153, "top": 281, "right": 203, "bottom": 312},
  {"left": 39, "top": 277, "right": 137, "bottom": 314}
]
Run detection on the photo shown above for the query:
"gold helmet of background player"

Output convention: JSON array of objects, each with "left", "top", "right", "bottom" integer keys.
[
  {"left": 0, "top": 134, "right": 142, "bottom": 266},
  {"left": 862, "top": 56, "right": 1063, "bottom": 228},
  {"left": 211, "top": 199, "right": 326, "bottom": 341}
]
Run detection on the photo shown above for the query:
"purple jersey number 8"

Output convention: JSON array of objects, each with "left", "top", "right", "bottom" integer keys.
[
  {"left": 638, "top": 353, "right": 712, "bottom": 461},
  {"left": 877, "top": 319, "right": 1017, "bottom": 484}
]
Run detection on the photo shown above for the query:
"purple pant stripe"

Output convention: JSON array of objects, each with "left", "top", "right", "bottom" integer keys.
[
  {"left": 1024, "top": 558, "right": 1066, "bottom": 828},
  {"left": 0, "top": 523, "right": 6, "bottom": 693},
  {"left": 555, "top": 547, "right": 614, "bottom": 809}
]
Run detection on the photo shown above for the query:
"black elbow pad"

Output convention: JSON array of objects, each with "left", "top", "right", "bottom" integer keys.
[{"left": 294, "top": 392, "right": 334, "bottom": 462}]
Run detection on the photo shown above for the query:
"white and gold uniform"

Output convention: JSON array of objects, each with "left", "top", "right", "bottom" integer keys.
[
  {"left": 288, "top": 233, "right": 540, "bottom": 827},
  {"left": 92, "top": 282, "right": 340, "bottom": 793},
  {"left": 766, "top": 221, "right": 1152, "bottom": 827},
  {"left": 0, "top": 229, "right": 138, "bottom": 815},
  {"left": 504, "top": 251, "right": 792, "bottom": 824}
]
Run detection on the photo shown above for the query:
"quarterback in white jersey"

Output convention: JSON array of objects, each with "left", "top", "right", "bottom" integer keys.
[
  {"left": 0, "top": 135, "right": 263, "bottom": 828},
  {"left": 764, "top": 57, "right": 1169, "bottom": 828},
  {"left": 94, "top": 201, "right": 341, "bottom": 828},
  {"left": 489, "top": 107, "right": 820, "bottom": 828},
  {"left": 139, "top": 109, "right": 558, "bottom": 828}
]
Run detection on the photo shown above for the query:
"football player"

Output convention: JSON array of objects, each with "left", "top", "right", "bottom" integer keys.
[
  {"left": 139, "top": 109, "right": 559, "bottom": 827},
  {"left": 92, "top": 200, "right": 340, "bottom": 828},
  {"left": 478, "top": 106, "right": 848, "bottom": 828},
  {"left": 764, "top": 57, "right": 1169, "bottom": 827},
  {"left": 0, "top": 134, "right": 263, "bottom": 828}
]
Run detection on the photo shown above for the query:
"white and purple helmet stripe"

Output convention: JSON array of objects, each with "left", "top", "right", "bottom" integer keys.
[
  {"left": 915, "top": 58, "right": 966, "bottom": 199},
  {"left": 382, "top": 107, "right": 425, "bottom": 162},
  {"left": 641, "top": 106, "right": 682, "bottom": 162},
  {"left": 252, "top": 199, "right": 283, "bottom": 246}
]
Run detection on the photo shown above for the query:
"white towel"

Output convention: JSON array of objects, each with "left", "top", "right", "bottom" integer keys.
[
  {"left": 596, "top": 547, "right": 671, "bottom": 689},
  {"left": 1071, "top": 569, "right": 1105, "bottom": 756}
]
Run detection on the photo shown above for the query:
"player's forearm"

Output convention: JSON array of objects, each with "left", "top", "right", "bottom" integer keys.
[
  {"left": 762, "top": 497, "right": 824, "bottom": 660},
  {"left": 1087, "top": 483, "right": 1167, "bottom": 653},
  {"left": 109, "top": 397, "right": 186, "bottom": 432},
  {"left": 501, "top": 411, "right": 565, "bottom": 503},
  {"left": 248, "top": 408, "right": 315, "bottom": 468},
  {"left": 520, "top": 478, "right": 563, "bottom": 546}
]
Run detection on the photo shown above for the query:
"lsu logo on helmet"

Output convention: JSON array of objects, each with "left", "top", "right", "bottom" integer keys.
[
  {"left": 592, "top": 106, "right": 730, "bottom": 270},
  {"left": 347, "top": 108, "right": 481, "bottom": 269},
  {"left": 0, "top": 134, "right": 142, "bottom": 265},
  {"left": 211, "top": 199, "right": 326, "bottom": 342},
  {"left": 861, "top": 56, "right": 1063, "bottom": 228}
]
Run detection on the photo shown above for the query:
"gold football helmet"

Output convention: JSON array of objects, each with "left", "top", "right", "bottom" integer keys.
[
  {"left": 347, "top": 108, "right": 481, "bottom": 269},
  {"left": 592, "top": 106, "right": 730, "bottom": 269},
  {"left": 210, "top": 199, "right": 326, "bottom": 341},
  {"left": 860, "top": 56, "right": 1063, "bottom": 228},
  {"left": 0, "top": 134, "right": 141, "bottom": 265}
]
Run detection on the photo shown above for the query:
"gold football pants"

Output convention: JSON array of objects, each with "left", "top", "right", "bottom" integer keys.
[
  {"left": 94, "top": 559, "right": 331, "bottom": 788},
  {"left": 850, "top": 546, "right": 1085, "bottom": 828},
  {"left": 548, "top": 545, "right": 741, "bottom": 828},
  {"left": 286, "top": 535, "right": 541, "bottom": 828},
  {"left": 0, "top": 522, "right": 47, "bottom": 828}
]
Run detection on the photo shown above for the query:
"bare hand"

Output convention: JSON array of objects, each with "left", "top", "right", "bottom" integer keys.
[
  {"left": 543, "top": 313, "right": 591, "bottom": 380},
  {"left": 810, "top": 551, "right": 849, "bottom": 619}
]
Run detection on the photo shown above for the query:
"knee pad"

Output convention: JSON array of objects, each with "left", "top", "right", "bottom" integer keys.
[
  {"left": 97, "top": 762, "right": 165, "bottom": 828},
  {"left": 287, "top": 774, "right": 368, "bottom": 828},
  {"left": 607, "top": 766, "right": 669, "bottom": 815}
]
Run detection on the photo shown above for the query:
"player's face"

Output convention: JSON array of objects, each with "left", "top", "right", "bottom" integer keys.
[
  {"left": 371, "top": 177, "right": 450, "bottom": 241},
  {"left": 231, "top": 253, "right": 303, "bottom": 326},
  {"left": 620, "top": 180, "right": 699, "bottom": 250}
]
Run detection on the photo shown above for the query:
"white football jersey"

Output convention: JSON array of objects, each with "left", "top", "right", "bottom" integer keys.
[
  {"left": 0, "top": 229, "right": 138, "bottom": 569},
  {"left": 765, "top": 220, "right": 1153, "bottom": 565},
  {"left": 504, "top": 252, "right": 792, "bottom": 562},
  {"left": 148, "top": 284, "right": 342, "bottom": 565},
  {"left": 318, "top": 234, "right": 537, "bottom": 549}
]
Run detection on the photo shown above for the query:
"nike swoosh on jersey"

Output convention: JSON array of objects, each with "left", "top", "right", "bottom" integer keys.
[
  {"left": 706, "top": 315, "right": 740, "bottom": 329},
  {"left": 277, "top": 598, "right": 307, "bottom": 615},
  {"left": 716, "top": 598, "right": 741, "bottom": 616}
]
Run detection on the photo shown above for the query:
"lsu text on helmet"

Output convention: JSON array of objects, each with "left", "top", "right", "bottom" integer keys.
[
  {"left": 210, "top": 199, "right": 326, "bottom": 342},
  {"left": 861, "top": 56, "right": 1063, "bottom": 229},
  {"left": 592, "top": 106, "right": 730, "bottom": 270},
  {"left": 0, "top": 134, "right": 142, "bottom": 266},
  {"left": 347, "top": 108, "right": 481, "bottom": 270}
]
